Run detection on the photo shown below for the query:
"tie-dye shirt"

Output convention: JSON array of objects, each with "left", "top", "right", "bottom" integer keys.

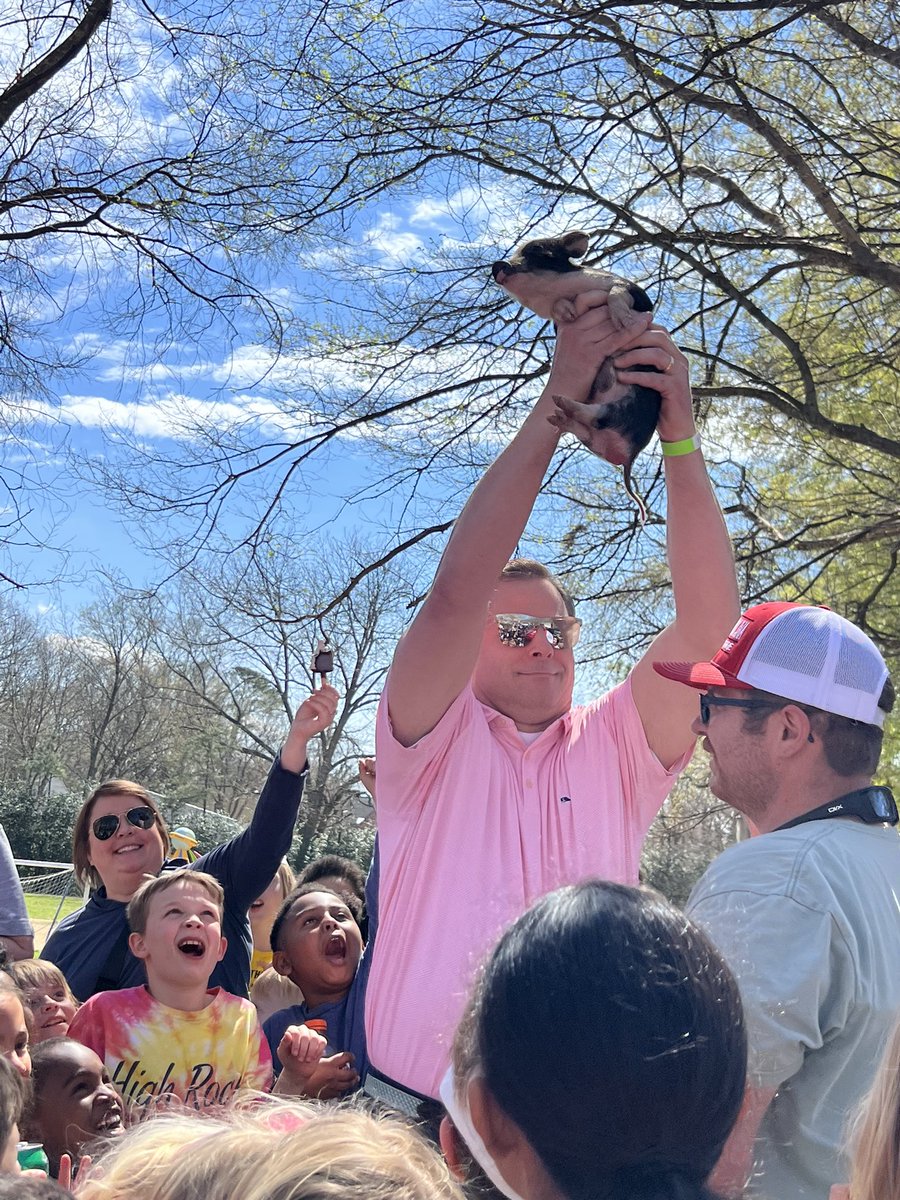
[{"left": 69, "top": 985, "right": 272, "bottom": 1113}]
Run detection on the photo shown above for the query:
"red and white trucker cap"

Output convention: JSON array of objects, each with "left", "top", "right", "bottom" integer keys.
[{"left": 653, "top": 602, "right": 890, "bottom": 727}]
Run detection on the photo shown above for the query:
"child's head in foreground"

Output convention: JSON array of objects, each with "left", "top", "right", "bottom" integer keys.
[
  {"left": 269, "top": 885, "right": 363, "bottom": 1008},
  {"left": 77, "top": 1098, "right": 464, "bottom": 1200},
  {"left": 0, "top": 1177, "right": 68, "bottom": 1197},
  {"left": 10, "top": 961, "right": 78, "bottom": 1044},
  {"left": 126, "top": 870, "right": 226, "bottom": 998},
  {"left": 841, "top": 1015, "right": 900, "bottom": 1200},
  {"left": 442, "top": 880, "right": 747, "bottom": 1200},
  {"left": 27, "top": 1038, "right": 124, "bottom": 1178},
  {"left": 0, "top": 972, "right": 30, "bottom": 1080},
  {"left": 0, "top": 1176, "right": 68, "bottom": 1197},
  {"left": 0, "top": 1054, "right": 27, "bottom": 1174}
]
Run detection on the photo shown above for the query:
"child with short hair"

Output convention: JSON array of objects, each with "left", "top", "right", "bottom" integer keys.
[
  {"left": 263, "top": 884, "right": 370, "bottom": 1099},
  {"left": 69, "top": 869, "right": 271, "bottom": 1114},
  {"left": 26, "top": 1038, "right": 124, "bottom": 1179},
  {"left": 10, "top": 961, "right": 78, "bottom": 1044}
]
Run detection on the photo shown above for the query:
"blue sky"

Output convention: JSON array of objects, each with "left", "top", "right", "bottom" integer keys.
[{"left": 0, "top": 0, "right": 746, "bottom": 645}]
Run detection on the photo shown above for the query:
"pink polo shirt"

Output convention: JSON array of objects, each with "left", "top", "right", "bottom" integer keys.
[{"left": 365, "top": 674, "right": 688, "bottom": 1098}]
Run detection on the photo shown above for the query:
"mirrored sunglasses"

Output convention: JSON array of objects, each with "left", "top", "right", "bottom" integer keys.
[
  {"left": 91, "top": 805, "right": 156, "bottom": 841},
  {"left": 494, "top": 613, "right": 582, "bottom": 651}
]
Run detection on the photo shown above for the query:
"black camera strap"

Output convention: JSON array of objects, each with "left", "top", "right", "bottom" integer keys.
[{"left": 775, "top": 786, "right": 898, "bottom": 833}]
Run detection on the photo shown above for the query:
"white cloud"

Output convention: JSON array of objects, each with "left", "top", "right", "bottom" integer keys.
[
  {"left": 362, "top": 213, "right": 426, "bottom": 267},
  {"left": 44, "top": 392, "right": 320, "bottom": 441}
]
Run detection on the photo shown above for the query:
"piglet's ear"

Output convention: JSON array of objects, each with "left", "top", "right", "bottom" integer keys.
[{"left": 561, "top": 230, "right": 590, "bottom": 259}]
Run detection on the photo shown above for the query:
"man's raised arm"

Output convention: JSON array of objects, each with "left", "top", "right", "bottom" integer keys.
[
  {"left": 388, "top": 301, "right": 653, "bottom": 747},
  {"left": 626, "top": 329, "right": 740, "bottom": 768}
]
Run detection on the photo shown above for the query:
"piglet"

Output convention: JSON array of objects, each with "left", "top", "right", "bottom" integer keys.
[{"left": 492, "top": 230, "right": 660, "bottom": 516}]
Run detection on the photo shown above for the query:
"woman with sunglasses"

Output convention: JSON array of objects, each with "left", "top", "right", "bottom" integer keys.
[{"left": 40, "top": 684, "right": 338, "bottom": 1002}]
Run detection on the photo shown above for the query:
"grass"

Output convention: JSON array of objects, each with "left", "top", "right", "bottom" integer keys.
[
  {"left": 24, "top": 892, "right": 84, "bottom": 925},
  {"left": 24, "top": 892, "right": 85, "bottom": 952}
]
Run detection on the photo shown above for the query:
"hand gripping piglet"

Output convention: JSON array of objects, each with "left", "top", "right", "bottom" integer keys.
[{"left": 492, "top": 231, "right": 661, "bottom": 516}]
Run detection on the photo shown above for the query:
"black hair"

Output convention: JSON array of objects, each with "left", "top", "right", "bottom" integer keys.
[
  {"left": 28, "top": 1037, "right": 80, "bottom": 1128},
  {"left": 269, "top": 883, "right": 362, "bottom": 954},
  {"left": 295, "top": 854, "right": 368, "bottom": 940},
  {"left": 0, "top": 1054, "right": 28, "bottom": 1154},
  {"left": 29, "top": 1035, "right": 78, "bottom": 1080},
  {"left": 0, "top": 1177, "right": 68, "bottom": 1198},
  {"left": 296, "top": 854, "right": 366, "bottom": 904},
  {"left": 454, "top": 881, "right": 746, "bottom": 1200}
]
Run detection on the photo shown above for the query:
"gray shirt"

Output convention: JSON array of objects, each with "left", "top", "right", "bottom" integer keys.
[
  {"left": 688, "top": 819, "right": 900, "bottom": 1200},
  {"left": 0, "top": 824, "right": 32, "bottom": 937}
]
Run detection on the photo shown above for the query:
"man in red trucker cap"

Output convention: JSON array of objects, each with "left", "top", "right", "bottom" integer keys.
[{"left": 654, "top": 601, "right": 899, "bottom": 1200}]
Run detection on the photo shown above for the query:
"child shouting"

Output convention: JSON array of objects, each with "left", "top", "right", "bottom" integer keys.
[
  {"left": 69, "top": 870, "right": 271, "bottom": 1114},
  {"left": 264, "top": 885, "right": 370, "bottom": 1099}
]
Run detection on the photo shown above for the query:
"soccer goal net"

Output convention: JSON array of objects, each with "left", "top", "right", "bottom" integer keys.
[{"left": 15, "top": 859, "right": 89, "bottom": 944}]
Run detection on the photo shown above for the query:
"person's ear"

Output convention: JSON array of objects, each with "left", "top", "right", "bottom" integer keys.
[
  {"left": 215, "top": 935, "right": 227, "bottom": 964},
  {"left": 128, "top": 931, "right": 148, "bottom": 961},
  {"left": 777, "top": 704, "right": 816, "bottom": 752},
  {"left": 272, "top": 949, "right": 293, "bottom": 979},
  {"left": 439, "top": 1115, "right": 466, "bottom": 1181}
]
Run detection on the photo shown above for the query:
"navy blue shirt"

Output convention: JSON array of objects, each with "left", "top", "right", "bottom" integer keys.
[
  {"left": 263, "top": 945, "right": 371, "bottom": 1085},
  {"left": 42, "top": 759, "right": 307, "bottom": 1002}
]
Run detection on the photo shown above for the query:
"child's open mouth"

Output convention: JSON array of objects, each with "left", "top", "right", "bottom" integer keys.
[
  {"left": 95, "top": 1109, "right": 123, "bottom": 1134},
  {"left": 324, "top": 933, "right": 346, "bottom": 961},
  {"left": 177, "top": 937, "right": 205, "bottom": 958}
]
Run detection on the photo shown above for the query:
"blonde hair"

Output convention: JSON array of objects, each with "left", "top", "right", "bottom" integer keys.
[
  {"left": 845, "top": 1018, "right": 900, "bottom": 1200},
  {"left": 276, "top": 860, "right": 296, "bottom": 898},
  {"left": 9, "top": 959, "right": 75, "bottom": 1000},
  {"left": 78, "top": 1099, "right": 465, "bottom": 1200},
  {"left": 9, "top": 960, "right": 78, "bottom": 1033},
  {"left": 126, "top": 869, "right": 224, "bottom": 936}
]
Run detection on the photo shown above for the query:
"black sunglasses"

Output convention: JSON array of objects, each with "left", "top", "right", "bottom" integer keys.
[
  {"left": 698, "top": 695, "right": 780, "bottom": 725},
  {"left": 91, "top": 806, "right": 156, "bottom": 841}
]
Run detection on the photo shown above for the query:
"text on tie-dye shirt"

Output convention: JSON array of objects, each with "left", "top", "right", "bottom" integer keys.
[{"left": 68, "top": 985, "right": 272, "bottom": 1112}]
